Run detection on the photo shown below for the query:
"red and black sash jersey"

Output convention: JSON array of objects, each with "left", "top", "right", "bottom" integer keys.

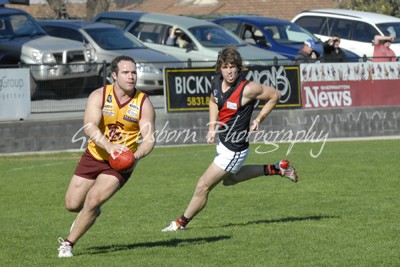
[{"left": 212, "top": 74, "right": 255, "bottom": 152}]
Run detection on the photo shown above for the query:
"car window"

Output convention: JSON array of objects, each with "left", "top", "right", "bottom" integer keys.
[
  {"left": 352, "top": 22, "right": 377, "bottom": 43},
  {"left": 94, "top": 17, "right": 132, "bottom": 30},
  {"left": 189, "top": 25, "right": 242, "bottom": 47},
  {"left": 217, "top": 21, "right": 240, "bottom": 35},
  {"left": 129, "top": 22, "right": 163, "bottom": 43},
  {"left": 164, "top": 26, "right": 193, "bottom": 48},
  {"left": 377, "top": 23, "right": 400, "bottom": 42},
  {"left": 0, "top": 18, "right": 11, "bottom": 37},
  {"left": 263, "top": 26, "right": 280, "bottom": 39},
  {"left": 241, "top": 24, "right": 261, "bottom": 44},
  {"left": 329, "top": 18, "right": 352, "bottom": 39},
  {"left": 294, "top": 16, "right": 326, "bottom": 35},
  {"left": 3, "top": 14, "right": 45, "bottom": 36},
  {"left": 86, "top": 27, "right": 145, "bottom": 50},
  {"left": 264, "top": 24, "right": 312, "bottom": 43},
  {"left": 42, "top": 26, "right": 84, "bottom": 42}
]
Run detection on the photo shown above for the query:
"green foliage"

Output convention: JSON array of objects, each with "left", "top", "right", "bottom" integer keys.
[
  {"left": 0, "top": 140, "right": 399, "bottom": 266},
  {"left": 341, "top": 0, "right": 400, "bottom": 17}
]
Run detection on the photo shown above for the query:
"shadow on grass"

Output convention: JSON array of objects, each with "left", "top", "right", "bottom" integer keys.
[
  {"left": 81, "top": 235, "right": 231, "bottom": 255},
  {"left": 221, "top": 215, "right": 337, "bottom": 227}
]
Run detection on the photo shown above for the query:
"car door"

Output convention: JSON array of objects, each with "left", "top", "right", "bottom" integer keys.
[{"left": 126, "top": 21, "right": 210, "bottom": 62}]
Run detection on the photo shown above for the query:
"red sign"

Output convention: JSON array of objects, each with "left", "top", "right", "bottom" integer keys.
[
  {"left": 302, "top": 80, "right": 400, "bottom": 109},
  {"left": 300, "top": 62, "right": 400, "bottom": 109}
]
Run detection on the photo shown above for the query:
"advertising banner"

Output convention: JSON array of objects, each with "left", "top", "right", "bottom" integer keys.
[
  {"left": 300, "top": 62, "right": 400, "bottom": 109},
  {"left": 0, "top": 68, "right": 31, "bottom": 121},
  {"left": 164, "top": 65, "right": 301, "bottom": 112}
]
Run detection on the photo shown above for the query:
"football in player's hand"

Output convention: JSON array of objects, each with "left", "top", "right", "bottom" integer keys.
[{"left": 109, "top": 150, "right": 135, "bottom": 171}]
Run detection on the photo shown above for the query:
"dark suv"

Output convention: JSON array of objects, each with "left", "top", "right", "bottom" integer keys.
[{"left": 0, "top": 5, "right": 96, "bottom": 97}]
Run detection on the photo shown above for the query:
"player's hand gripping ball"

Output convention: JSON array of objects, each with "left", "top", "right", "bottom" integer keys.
[{"left": 109, "top": 150, "right": 136, "bottom": 172}]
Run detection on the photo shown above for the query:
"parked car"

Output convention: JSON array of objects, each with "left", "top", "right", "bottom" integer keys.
[
  {"left": 39, "top": 20, "right": 182, "bottom": 93},
  {"left": 0, "top": 7, "right": 96, "bottom": 97},
  {"left": 292, "top": 9, "right": 400, "bottom": 59},
  {"left": 213, "top": 15, "right": 359, "bottom": 61},
  {"left": 92, "top": 11, "right": 289, "bottom": 66},
  {"left": 213, "top": 15, "right": 323, "bottom": 59}
]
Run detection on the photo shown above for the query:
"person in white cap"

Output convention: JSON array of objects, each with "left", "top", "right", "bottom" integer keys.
[{"left": 295, "top": 39, "right": 319, "bottom": 63}]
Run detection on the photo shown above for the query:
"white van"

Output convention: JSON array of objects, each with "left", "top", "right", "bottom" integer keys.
[{"left": 292, "top": 9, "right": 400, "bottom": 59}]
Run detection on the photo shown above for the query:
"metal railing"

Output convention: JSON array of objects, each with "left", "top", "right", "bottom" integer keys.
[{"left": 0, "top": 56, "right": 390, "bottom": 113}]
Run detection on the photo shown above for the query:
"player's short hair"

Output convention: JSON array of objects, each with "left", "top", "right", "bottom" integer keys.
[
  {"left": 111, "top": 56, "right": 136, "bottom": 74},
  {"left": 216, "top": 46, "right": 243, "bottom": 73}
]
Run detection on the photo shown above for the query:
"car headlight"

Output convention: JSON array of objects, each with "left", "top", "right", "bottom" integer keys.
[
  {"left": 32, "top": 51, "right": 56, "bottom": 64},
  {"left": 136, "top": 62, "right": 160, "bottom": 74},
  {"left": 42, "top": 52, "right": 57, "bottom": 64},
  {"left": 85, "top": 44, "right": 96, "bottom": 62}
]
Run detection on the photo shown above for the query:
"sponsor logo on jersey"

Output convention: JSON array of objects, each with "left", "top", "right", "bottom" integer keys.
[
  {"left": 103, "top": 104, "right": 113, "bottom": 109},
  {"left": 129, "top": 103, "right": 139, "bottom": 110},
  {"left": 107, "top": 95, "right": 112, "bottom": 103},
  {"left": 102, "top": 110, "right": 114, "bottom": 116},
  {"left": 123, "top": 115, "right": 138, "bottom": 123},
  {"left": 227, "top": 101, "right": 237, "bottom": 110},
  {"left": 126, "top": 109, "right": 139, "bottom": 118},
  {"left": 213, "top": 89, "right": 219, "bottom": 97}
]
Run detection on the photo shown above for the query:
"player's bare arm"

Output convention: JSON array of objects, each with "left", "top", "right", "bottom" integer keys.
[
  {"left": 135, "top": 97, "right": 156, "bottom": 160},
  {"left": 206, "top": 94, "right": 219, "bottom": 144},
  {"left": 83, "top": 88, "right": 126, "bottom": 155},
  {"left": 243, "top": 82, "right": 281, "bottom": 131}
]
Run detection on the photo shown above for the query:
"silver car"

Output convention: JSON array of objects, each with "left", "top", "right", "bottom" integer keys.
[
  {"left": 93, "top": 11, "right": 289, "bottom": 66},
  {"left": 39, "top": 20, "right": 183, "bottom": 93}
]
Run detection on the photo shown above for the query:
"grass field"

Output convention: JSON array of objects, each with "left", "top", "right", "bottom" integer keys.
[{"left": 1, "top": 140, "right": 399, "bottom": 266}]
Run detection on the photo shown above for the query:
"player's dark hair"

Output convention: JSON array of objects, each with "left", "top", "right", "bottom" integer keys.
[
  {"left": 111, "top": 56, "right": 136, "bottom": 74},
  {"left": 215, "top": 46, "right": 243, "bottom": 73}
]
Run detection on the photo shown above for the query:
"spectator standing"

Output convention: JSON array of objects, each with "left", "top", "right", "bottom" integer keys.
[
  {"left": 295, "top": 39, "right": 320, "bottom": 63},
  {"left": 323, "top": 36, "right": 348, "bottom": 62},
  {"left": 373, "top": 35, "right": 397, "bottom": 62}
]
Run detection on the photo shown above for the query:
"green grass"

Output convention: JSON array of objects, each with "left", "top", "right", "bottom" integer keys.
[{"left": 1, "top": 140, "right": 399, "bottom": 266}]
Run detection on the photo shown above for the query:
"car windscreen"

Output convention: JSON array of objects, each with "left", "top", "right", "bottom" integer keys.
[
  {"left": 0, "top": 13, "right": 46, "bottom": 38},
  {"left": 189, "top": 25, "right": 245, "bottom": 47},
  {"left": 86, "top": 27, "right": 146, "bottom": 50},
  {"left": 376, "top": 23, "right": 400, "bottom": 43},
  {"left": 264, "top": 23, "right": 318, "bottom": 44}
]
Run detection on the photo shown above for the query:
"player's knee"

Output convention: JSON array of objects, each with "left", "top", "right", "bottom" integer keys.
[
  {"left": 85, "top": 194, "right": 103, "bottom": 211},
  {"left": 65, "top": 200, "right": 82, "bottom": 212},
  {"left": 194, "top": 182, "right": 211, "bottom": 196}
]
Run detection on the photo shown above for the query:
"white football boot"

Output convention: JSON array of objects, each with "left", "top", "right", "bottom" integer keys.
[
  {"left": 161, "top": 221, "right": 186, "bottom": 232},
  {"left": 58, "top": 238, "right": 73, "bottom": 258}
]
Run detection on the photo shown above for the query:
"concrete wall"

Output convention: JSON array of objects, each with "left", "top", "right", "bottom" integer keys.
[{"left": 1, "top": 106, "right": 399, "bottom": 154}]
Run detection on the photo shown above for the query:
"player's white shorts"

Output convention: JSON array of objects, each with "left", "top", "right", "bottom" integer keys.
[{"left": 213, "top": 141, "right": 249, "bottom": 173}]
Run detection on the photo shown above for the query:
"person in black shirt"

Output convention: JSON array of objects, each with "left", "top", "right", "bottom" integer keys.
[{"left": 323, "top": 35, "right": 348, "bottom": 62}]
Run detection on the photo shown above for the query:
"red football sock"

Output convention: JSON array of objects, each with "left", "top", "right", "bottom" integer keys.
[
  {"left": 263, "top": 164, "right": 280, "bottom": 176},
  {"left": 177, "top": 215, "right": 191, "bottom": 226}
]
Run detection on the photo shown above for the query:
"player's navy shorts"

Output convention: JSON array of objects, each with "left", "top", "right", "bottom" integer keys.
[
  {"left": 74, "top": 149, "right": 133, "bottom": 186},
  {"left": 213, "top": 141, "right": 248, "bottom": 173}
]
